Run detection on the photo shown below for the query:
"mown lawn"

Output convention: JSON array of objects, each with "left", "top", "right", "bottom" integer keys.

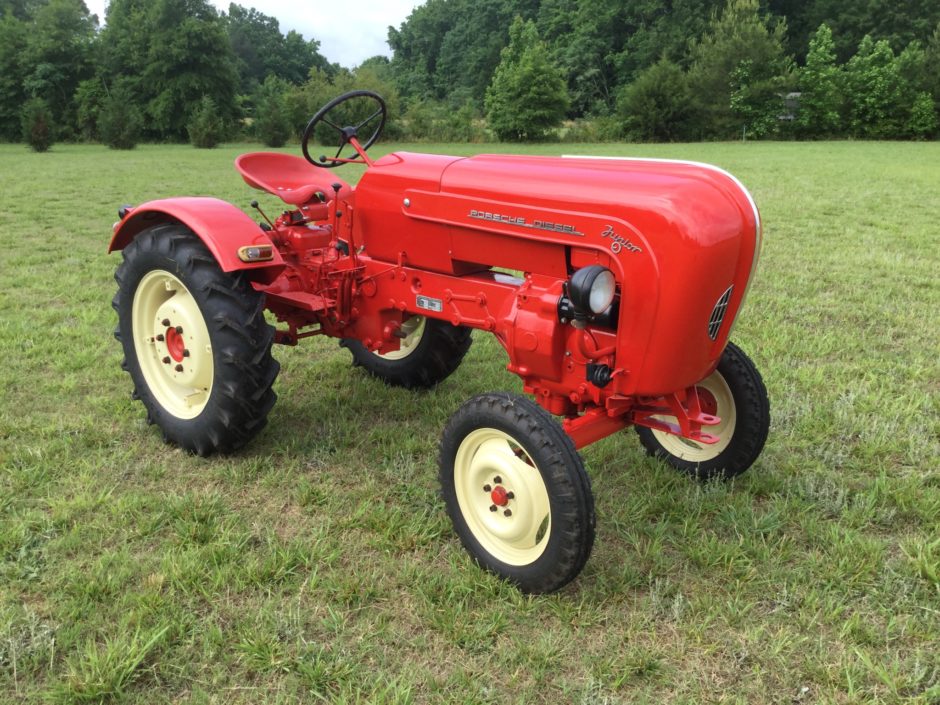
[{"left": 0, "top": 140, "right": 938, "bottom": 704}]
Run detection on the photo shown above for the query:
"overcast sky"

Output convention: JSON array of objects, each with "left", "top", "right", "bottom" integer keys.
[{"left": 83, "top": 1, "right": 426, "bottom": 68}]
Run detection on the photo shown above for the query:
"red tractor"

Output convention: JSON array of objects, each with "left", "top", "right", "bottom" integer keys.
[{"left": 109, "top": 92, "right": 769, "bottom": 593}]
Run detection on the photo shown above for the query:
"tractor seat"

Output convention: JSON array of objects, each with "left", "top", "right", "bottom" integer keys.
[{"left": 234, "top": 152, "right": 353, "bottom": 213}]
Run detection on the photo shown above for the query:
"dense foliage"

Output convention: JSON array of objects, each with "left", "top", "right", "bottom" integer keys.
[
  {"left": 484, "top": 18, "right": 568, "bottom": 140},
  {"left": 0, "top": 0, "right": 938, "bottom": 144},
  {"left": 389, "top": 0, "right": 940, "bottom": 140}
]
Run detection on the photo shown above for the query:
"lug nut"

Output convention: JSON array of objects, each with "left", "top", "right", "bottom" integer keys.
[
  {"left": 506, "top": 491, "right": 515, "bottom": 500},
  {"left": 503, "top": 509, "right": 512, "bottom": 517},
  {"left": 162, "top": 356, "right": 171, "bottom": 364},
  {"left": 161, "top": 319, "right": 170, "bottom": 326},
  {"left": 489, "top": 505, "right": 497, "bottom": 512},
  {"left": 156, "top": 334, "right": 164, "bottom": 342},
  {"left": 483, "top": 484, "right": 492, "bottom": 492},
  {"left": 182, "top": 349, "right": 190, "bottom": 357},
  {"left": 175, "top": 325, "right": 183, "bottom": 334},
  {"left": 493, "top": 476, "right": 502, "bottom": 484},
  {"left": 174, "top": 364, "right": 184, "bottom": 372}
]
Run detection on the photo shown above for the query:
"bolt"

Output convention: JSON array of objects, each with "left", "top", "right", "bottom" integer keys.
[
  {"left": 174, "top": 364, "right": 184, "bottom": 372},
  {"left": 483, "top": 484, "right": 492, "bottom": 492},
  {"left": 503, "top": 509, "right": 512, "bottom": 517},
  {"left": 506, "top": 491, "right": 515, "bottom": 500},
  {"left": 489, "top": 505, "right": 498, "bottom": 512},
  {"left": 161, "top": 319, "right": 170, "bottom": 326},
  {"left": 156, "top": 334, "right": 165, "bottom": 342},
  {"left": 182, "top": 349, "right": 190, "bottom": 357},
  {"left": 493, "top": 476, "right": 502, "bottom": 484},
  {"left": 175, "top": 325, "right": 183, "bottom": 334},
  {"left": 162, "top": 356, "right": 171, "bottom": 364}
]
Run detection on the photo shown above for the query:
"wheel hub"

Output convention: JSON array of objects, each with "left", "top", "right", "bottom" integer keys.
[
  {"left": 453, "top": 429, "right": 551, "bottom": 565},
  {"left": 165, "top": 325, "right": 186, "bottom": 362},
  {"left": 490, "top": 485, "right": 510, "bottom": 507},
  {"left": 132, "top": 270, "right": 214, "bottom": 420}
]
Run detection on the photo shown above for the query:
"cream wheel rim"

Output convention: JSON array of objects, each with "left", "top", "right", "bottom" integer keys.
[
  {"left": 379, "top": 316, "right": 425, "bottom": 360},
  {"left": 454, "top": 428, "right": 551, "bottom": 566},
  {"left": 132, "top": 269, "right": 213, "bottom": 419},
  {"left": 651, "top": 371, "right": 736, "bottom": 461}
]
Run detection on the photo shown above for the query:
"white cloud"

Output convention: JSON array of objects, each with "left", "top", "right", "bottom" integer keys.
[{"left": 85, "top": 0, "right": 424, "bottom": 67}]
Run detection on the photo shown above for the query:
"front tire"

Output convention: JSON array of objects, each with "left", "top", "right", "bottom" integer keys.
[
  {"left": 439, "top": 393, "right": 595, "bottom": 593},
  {"left": 113, "top": 224, "right": 279, "bottom": 455},
  {"left": 636, "top": 342, "right": 769, "bottom": 480},
  {"left": 341, "top": 316, "right": 471, "bottom": 389}
]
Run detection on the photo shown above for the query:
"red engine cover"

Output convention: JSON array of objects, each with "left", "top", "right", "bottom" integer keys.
[{"left": 353, "top": 152, "right": 760, "bottom": 395}]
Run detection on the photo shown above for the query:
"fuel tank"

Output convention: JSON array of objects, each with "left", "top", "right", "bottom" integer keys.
[{"left": 353, "top": 152, "right": 761, "bottom": 394}]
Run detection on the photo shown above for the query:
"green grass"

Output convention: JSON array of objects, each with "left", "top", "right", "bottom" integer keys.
[{"left": 1, "top": 139, "right": 938, "bottom": 704}]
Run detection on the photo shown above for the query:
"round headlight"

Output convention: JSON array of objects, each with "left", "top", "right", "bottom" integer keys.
[{"left": 569, "top": 265, "right": 616, "bottom": 316}]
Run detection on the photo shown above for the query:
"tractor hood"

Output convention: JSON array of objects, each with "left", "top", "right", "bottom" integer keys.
[{"left": 354, "top": 152, "right": 762, "bottom": 394}]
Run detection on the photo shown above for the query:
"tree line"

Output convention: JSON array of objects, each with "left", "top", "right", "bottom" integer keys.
[
  {"left": 3, "top": 0, "right": 939, "bottom": 150},
  {"left": 390, "top": 0, "right": 940, "bottom": 141}
]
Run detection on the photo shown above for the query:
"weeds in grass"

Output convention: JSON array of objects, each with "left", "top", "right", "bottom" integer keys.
[{"left": 49, "top": 626, "right": 168, "bottom": 704}]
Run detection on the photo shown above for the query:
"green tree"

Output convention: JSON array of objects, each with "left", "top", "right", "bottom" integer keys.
[
  {"left": 769, "top": 0, "right": 940, "bottom": 63},
  {"left": 617, "top": 58, "right": 694, "bottom": 141},
  {"left": 224, "top": 3, "right": 331, "bottom": 92},
  {"left": 253, "top": 75, "right": 292, "bottom": 147},
  {"left": 908, "top": 91, "right": 938, "bottom": 137},
  {"left": 21, "top": 0, "right": 97, "bottom": 138},
  {"left": 99, "top": 0, "right": 238, "bottom": 140},
  {"left": 844, "top": 36, "right": 905, "bottom": 137},
  {"left": 0, "top": 10, "right": 28, "bottom": 139},
  {"left": 21, "top": 98, "right": 54, "bottom": 151},
  {"left": 920, "top": 23, "right": 940, "bottom": 131},
  {"left": 687, "top": 0, "right": 792, "bottom": 139},
  {"left": 74, "top": 79, "right": 104, "bottom": 140},
  {"left": 187, "top": 96, "right": 224, "bottom": 148},
  {"left": 484, "top": 17, "right": 569, "bottom": 141},
  {"left": 795, "top": 23, "right": 843, "bottom": 137},
  {"left": 98, "top": 82, "right": 143, "bottom": 149},
  {"left": 388, "top": 0, "right": 539, "bottom": 102},
  {"left": 730, "top": 59, "right": 784, "bottom": 138}
]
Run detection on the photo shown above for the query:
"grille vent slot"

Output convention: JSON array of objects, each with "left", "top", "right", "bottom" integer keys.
[{"left": 707, "top": 286, "right": 733, "bottom": 340}]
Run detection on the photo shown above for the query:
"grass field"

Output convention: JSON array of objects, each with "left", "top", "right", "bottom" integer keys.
[{"left": 0, "top": 139, "right": 938, "bottom": 704}]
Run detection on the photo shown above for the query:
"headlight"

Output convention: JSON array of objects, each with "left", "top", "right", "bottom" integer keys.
[{"left": 569, "top": 265, "right": 616, "bottom": 315}]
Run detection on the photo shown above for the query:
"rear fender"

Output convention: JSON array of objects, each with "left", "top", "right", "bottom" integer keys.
[{"left": 108, "top": 197, "right": 285, "bottom": 284}]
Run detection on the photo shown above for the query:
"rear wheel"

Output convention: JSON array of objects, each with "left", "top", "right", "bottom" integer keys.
[
  {"left": 636, "top": 342, "right": 769, "bottom": 480},
  {"left": 439, "top": 393, "right": 595, "bottom": 593},
  {"left": 113, "top": 224, "right": 279, "bottom": 455},
  {"left": 341, "top": 316, "right": 471, "bottom": 388}
]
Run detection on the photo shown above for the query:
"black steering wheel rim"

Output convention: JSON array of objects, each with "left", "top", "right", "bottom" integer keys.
[{"left": 301, "top": 90, "right": 387, "bottom": 169}]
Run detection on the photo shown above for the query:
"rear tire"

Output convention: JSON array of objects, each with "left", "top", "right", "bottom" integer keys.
[
  {"left": 113, "top": 224, "right": 279, "bottom": 455},
  {"left": 439, "top": 393, "right": 595, "bottom": 593},
  {"left": 636, "top": 342, "right": 769, "bottom": 480},
  {"left": 342, "top": 316, "right": 471, "bottom": 389}
]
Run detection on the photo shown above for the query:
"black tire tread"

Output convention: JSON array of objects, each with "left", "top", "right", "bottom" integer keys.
[
  {"left": 636, "top": 341, "right": 770, "bottom": 480},
  {"left": 342, "top": 318, "right": 471, "bottom": 389},
  {"left": 113, "top": 224, "right": 279, "bottom": 455},
  {"left": 439, "top": 393, "right": 595, "bottom": 594}
]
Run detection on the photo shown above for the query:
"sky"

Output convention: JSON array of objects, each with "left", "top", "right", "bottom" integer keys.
[{"left": 83, "top": 0, "right": 426, "bottom": 68}]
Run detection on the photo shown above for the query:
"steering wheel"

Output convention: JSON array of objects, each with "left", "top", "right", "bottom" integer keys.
[{"left": 301, "top": 90, "right": 387, "bottom": 169}]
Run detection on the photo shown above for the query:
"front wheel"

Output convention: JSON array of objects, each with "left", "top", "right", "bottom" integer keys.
[
  {"left": 439, "top": 393, "right": 595, "bottom": 593},
  {"left": 113, "top": 224, "right": 279, "bottom": 455},
  {"left": 636, "top": 341, "right": 769, "bottom": 480}
]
